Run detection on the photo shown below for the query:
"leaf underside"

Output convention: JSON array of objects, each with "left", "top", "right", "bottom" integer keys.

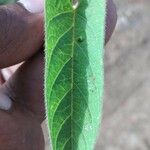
[{"left": 45, "top": 0, "right": 106, "bottom": 150}]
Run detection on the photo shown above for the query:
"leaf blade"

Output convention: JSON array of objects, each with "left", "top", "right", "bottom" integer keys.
[{"left": 45, "top": 0, "right": 106, "bottom": 149}]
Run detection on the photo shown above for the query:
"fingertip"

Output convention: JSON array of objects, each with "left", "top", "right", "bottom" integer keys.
[
  {"left": 105, "top": 0, "right": 117, "bottom": 44},
  {"left": 0, "top": 3, "right": 44, "bottom": 68}
]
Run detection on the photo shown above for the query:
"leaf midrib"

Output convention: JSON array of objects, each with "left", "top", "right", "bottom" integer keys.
[{"left": 71, "top": 8, "right": 76, "bottom": 149}]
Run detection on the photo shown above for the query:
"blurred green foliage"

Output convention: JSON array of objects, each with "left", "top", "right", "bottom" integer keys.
[{"left": 0, "top": 0, "right": 16, "bottom": 5}]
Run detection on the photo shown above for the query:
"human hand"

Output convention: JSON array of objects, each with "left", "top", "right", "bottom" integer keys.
[{"left": 0, "top": 0, "right": 117, "bottom": 149}]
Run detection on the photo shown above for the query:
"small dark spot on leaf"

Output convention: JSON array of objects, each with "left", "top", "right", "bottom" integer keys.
[{"left": 77, "top": 36, "right": 84, "bottom": 43}]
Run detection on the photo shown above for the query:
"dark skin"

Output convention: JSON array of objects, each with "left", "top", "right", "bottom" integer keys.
[{"left": 0, "top": 0, "right": 117, "bottom": 149}]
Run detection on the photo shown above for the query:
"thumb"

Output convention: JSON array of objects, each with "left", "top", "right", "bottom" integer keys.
[{"left": 0, "top": 0, "right": 44, "bottom": 69}]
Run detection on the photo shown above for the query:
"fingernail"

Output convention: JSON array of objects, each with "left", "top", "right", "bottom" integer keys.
[
  {"left": 0, "top": 91, "right": 12, "bottom": 110},
  {"left": 18, "top": 0, "right": 44, "bottom": 13}
]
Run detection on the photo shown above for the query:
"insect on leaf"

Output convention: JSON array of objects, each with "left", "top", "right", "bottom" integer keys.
[{"left": 44, "top": 0, "right": 106, "bottom": 149}]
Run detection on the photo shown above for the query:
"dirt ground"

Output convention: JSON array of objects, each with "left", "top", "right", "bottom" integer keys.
[{"left": 43, "top": 0, "right": 150, "bottom": 149}]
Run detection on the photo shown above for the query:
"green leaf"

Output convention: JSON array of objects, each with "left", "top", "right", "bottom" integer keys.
[
  {"left": 44, "top": 0, "right": 106, "bottom": 149},
  {"left": 0, "top": 0, "right": 16, "bottom": 5}
]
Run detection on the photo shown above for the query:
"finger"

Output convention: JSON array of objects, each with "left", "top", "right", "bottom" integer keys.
[
  {"left": 105, "top": 0, "right": 117, "bottom": 44},
  {"left": 0, "top": 104, "right": 44, "bottom": 150},
  {"left": 4, "top": 52, "right": 45, "bottom": 123},
  {"left": 0, "top": 1, "right": 44, "bottom": 69}
]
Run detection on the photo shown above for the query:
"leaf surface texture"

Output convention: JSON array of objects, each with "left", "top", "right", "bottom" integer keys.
[{"left": 45, "top": 0, "right": 106, "bottom": 149}]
